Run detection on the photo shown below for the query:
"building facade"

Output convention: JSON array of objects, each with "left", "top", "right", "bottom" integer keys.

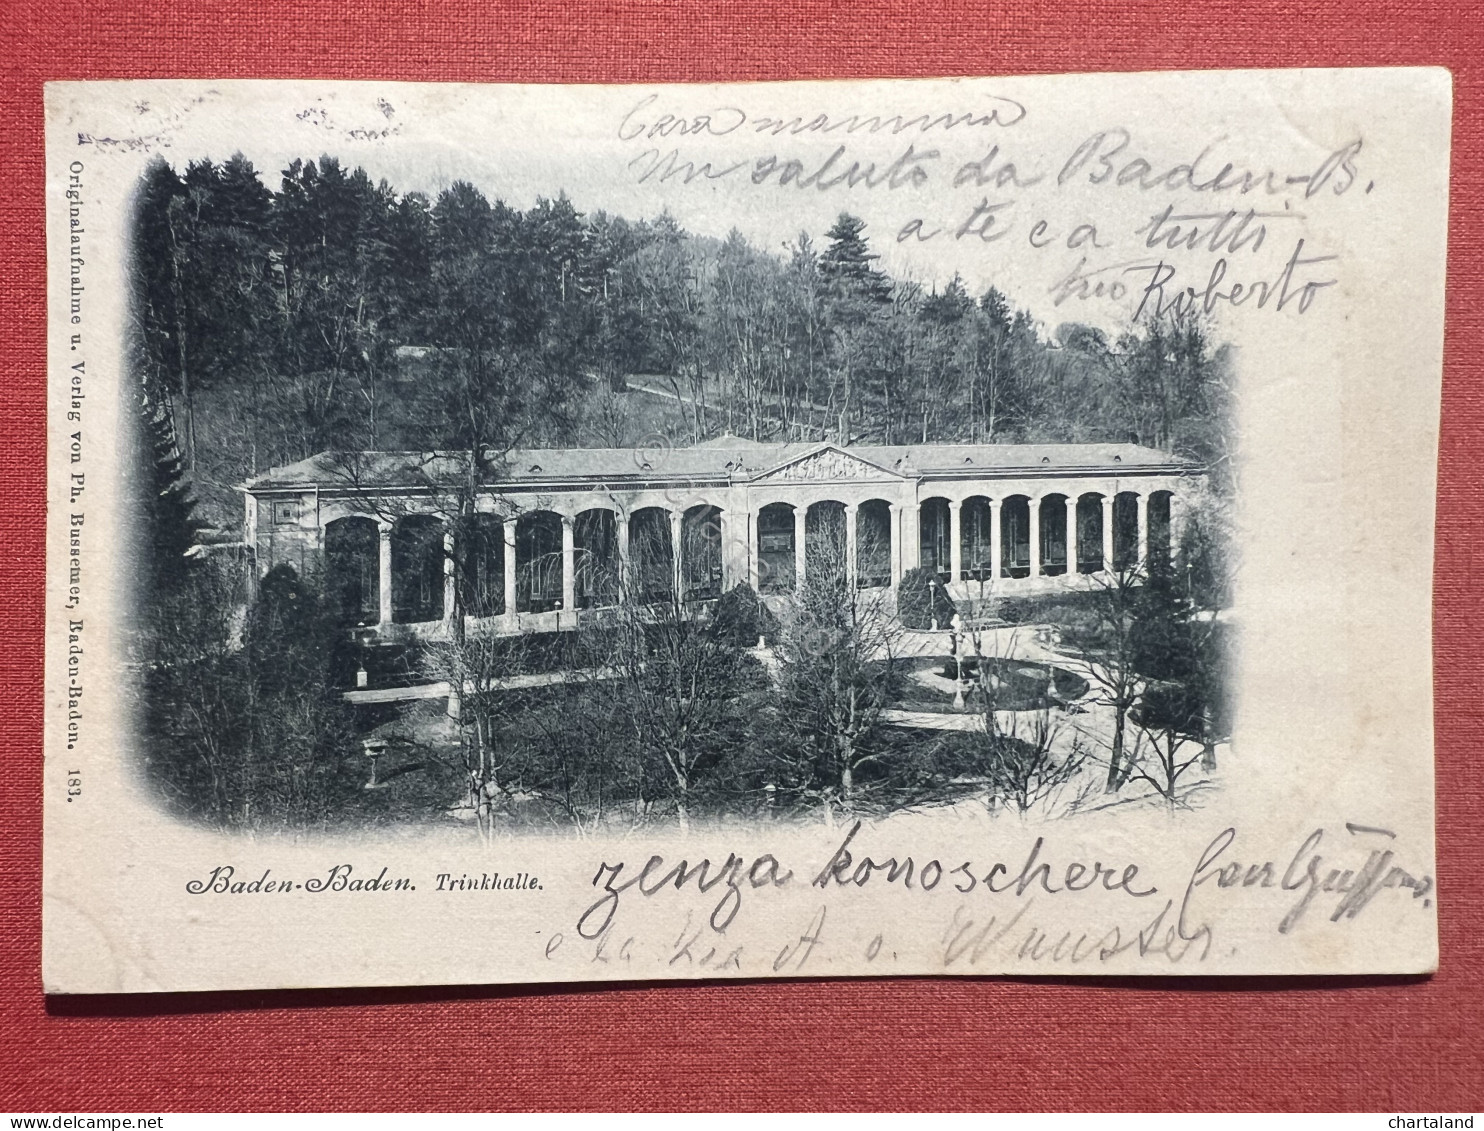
[{"left": 240, "top": 438, "right": 1201, "bottom": 639}]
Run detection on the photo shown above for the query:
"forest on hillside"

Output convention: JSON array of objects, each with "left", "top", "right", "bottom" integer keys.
[
  {"left": 125, "top": 153, "right": 1238, "bottom": 833},
  {"left": 128, "top": 153, "right": 1236, "bottom": 528}
]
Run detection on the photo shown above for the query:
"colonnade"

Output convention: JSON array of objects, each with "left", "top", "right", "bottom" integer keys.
[
  {"left": 923, "top": 489, "right": 1172, "bottom": 583},
  {"left": 322, "top": 485, "right": 1180, "bottom": 632}
]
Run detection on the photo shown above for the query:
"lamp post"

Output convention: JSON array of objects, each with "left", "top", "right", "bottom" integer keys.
[
  {"left": 950, "top": 617, "right": 965, "bottom": 710},
  {"left": 353, "top": 625, "right": 376, "bottom": 690}
]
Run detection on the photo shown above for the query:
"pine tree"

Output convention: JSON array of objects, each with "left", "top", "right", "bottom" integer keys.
[
  {"left": 131, "top": 157, "right": 185, "bottom": 397},
  {"left": 137, "top": 386, "right": 205, "bottom": 600},
  {"left": 819, "top": 213, "right": 891, "bottom": 306},
  {"left": 819, "top": 214, "right": 892, "bottom": 442}
]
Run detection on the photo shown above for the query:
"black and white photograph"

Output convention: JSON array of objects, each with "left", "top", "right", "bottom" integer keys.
[{"left": 126, "top": 149, "right": 1235, "bottom": 836}]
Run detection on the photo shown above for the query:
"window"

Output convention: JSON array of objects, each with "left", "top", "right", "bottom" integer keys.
[{"left": 272, "top": 500, "right": 299, "bottom": 526}]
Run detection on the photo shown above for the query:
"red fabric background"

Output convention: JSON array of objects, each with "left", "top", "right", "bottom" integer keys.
[{"left": 2, "top": 0, "right": 1480, "bottom": 1112}]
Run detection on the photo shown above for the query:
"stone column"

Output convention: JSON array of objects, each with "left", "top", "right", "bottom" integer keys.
[
  {"left": 1101, "top": 495, "right": 1115, "bottom": 573},
  {"left": 502, "top": 519, "right": 517, "bottom": 616},
  {"left": 1136, "top": 492, "right": 1149, "bottom": 567},
  {"left": 442, "top": 527, "right": 457, "bottom": 627},
  {"left": 907, "top": 502, "right": 921, "bottom": 572},
  {"left": 670, "top": 510, "right": 684, "bottom": 599},
  {"left": 988, "top": 498, "right": 1002, "bottom": 582},
  {"left": 561, "top": 515, "right": 577, "bottom": 612},
  {"left": 1168, "top": 492, "right": 1183, "bottom": 565},
  {"left": 1028, "top": 497, "right": 1042, "bottom": 578},
  {"left": 948, "top": 499, "right": 962, "bottom": 584},
  {"left": 245, "top": 497, "right": 261, "bottom": 595},
  {"left": 888, "top": 503, "right": 902, "bottom": 586},
  {"left": 793, "top": 505, "right": 807, "bottom": 589},
  {"left": 845, "top": 503, "right": 859, "bottom": 591},
  {"left": 746, "top": 508, "right": 759, "bottom": 591},
  {"left": 717, "top": 508, "right": 730, "bottom": 591},
  {"left": 616, "top": 512, "right": 631, "bottom": 602},
  {"left": 1065, "top": 495, "right": 1079, "bottom": 576},
  {"left": 378, "top": 520, "right": 394, "bottom": 627}
]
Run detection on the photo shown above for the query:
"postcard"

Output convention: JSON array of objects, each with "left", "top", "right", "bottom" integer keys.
[{"left": 43, "top": 69, "right": 1449, "bottom": 991}]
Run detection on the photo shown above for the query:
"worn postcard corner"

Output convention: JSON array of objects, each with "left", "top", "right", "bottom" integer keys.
[{"left": 42, "top": 69, "right": 1448, "bottom": 993}]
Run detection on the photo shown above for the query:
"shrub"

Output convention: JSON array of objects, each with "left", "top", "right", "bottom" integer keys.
[
  {"left": 896, "top": 566, "right": 957, "bottom": 629},
  {"left": 997, "top": 589, "right": 1101, "bottom": 627},
  {"left": 712, "top": 582, "right": 780, "bottom": 646}
]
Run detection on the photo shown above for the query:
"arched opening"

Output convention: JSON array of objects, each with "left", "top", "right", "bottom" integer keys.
[
  {"left": 629, "top": 507, "right": 674, "bottom": 603},
  {"left": 1076, "top": 493, "right": 1105, "bottom": 574},
  {"left": 856, "top": 499, "right": 892, "bottom": 589},
  {"left": 392, "top": 514, "right": 444, "bottom": 624},
  {"left": 682, "top": 505, "right": 724, "bottom": 602},
  {"left": 757, "top": 503, "right": 796, "bottom": 595},
  {"left": 575, "top": 509, "right": 618, "bottom": 609},
  {"left": 919, "top": 497, "right": 951, "bottom": 583},
  {"left": 325, "top": 516, "right": 379, "bottom": 626},
  {"left": 1113, "top": 492, "right": 1140, "bottom": 571},
  {"left": 516, "top": 510, "right": 564, "bottom": 613},
  {"left": 806, "top": 501, "right": 847, "bottom": 586},
  {"left": 961, "top": 495, "right": 994, "bottom": 581},
  {"left": 1000, "top": 495, "right": 1031, "bottom": 578},
  {"left": 1040, "top": 494, "right": 1069, "bottom": 577},
  {"left": 459, "top": 514, "right": 505, "bottom": 617},
  {"left": 1149, "top": 491, "right": 1173, "bottom": 567}
]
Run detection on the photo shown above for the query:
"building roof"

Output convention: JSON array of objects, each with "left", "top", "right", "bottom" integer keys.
[{"left": 242, "top": 440, "right": 1194, "bottom": 494}]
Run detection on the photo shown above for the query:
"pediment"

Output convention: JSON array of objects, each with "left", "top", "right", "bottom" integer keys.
[{"left": 754, "top": 445, "right": 902, "bottom": 483}]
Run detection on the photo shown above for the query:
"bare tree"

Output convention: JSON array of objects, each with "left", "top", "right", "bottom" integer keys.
[
  {"left": 1058, "top": 563, "right": 1150, "bottom": 791},
  {"left": 1124, "top": 686, "right": 1207, "bottom": 806},
  {"left": 422, "top": 620, "right": 535, "bottom": 841},
  {"left": 955, "top": 578, "right": 1089, "bottom": 814},
  {"left": 983, "top": 709, "right": 1090, "bottom": 816},
  {"left": 582, "top": 381, "right": 634, "bottom": 448},
  {"left": 566, "top": 525, "right": 758, "bottom": 831}
]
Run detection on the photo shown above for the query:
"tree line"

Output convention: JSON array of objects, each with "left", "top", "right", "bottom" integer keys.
[{"left": 131, "top": 152, "right": 1235, "bottom": 526}]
